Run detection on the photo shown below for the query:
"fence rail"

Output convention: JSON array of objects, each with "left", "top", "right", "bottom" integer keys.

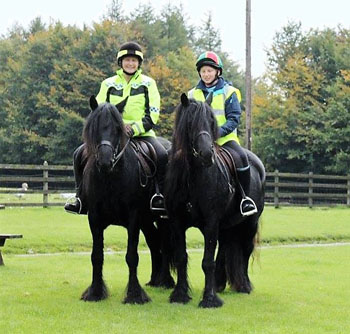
[{"left": 0, "top": 163, "right": 349, "bottom": 208}]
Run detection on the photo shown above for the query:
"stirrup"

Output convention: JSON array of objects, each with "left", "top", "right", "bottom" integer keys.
[
  {"left": 64, "top": 196, "right": 82, "bottom": 214},
  {"left": 150, "top": 193, "right": 168, "bottom": 218},
  {"left": 240, "top": 196, "right": 258, "bottom": 217}
]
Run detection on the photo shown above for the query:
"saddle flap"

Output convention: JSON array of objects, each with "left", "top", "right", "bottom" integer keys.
[
  {"left": 131, "top": 139, "right": 157, "bottom": 179},
  {"left": 216, "top": 146, "right": 236, "bottom": 178}
]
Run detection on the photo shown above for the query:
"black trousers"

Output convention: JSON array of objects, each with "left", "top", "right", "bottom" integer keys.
[{"left": 222, "top": 140, "right": 249, "bottom": 169}]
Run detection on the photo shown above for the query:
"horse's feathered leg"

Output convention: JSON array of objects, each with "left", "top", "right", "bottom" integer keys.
[
  {"left": 140, "top": 221, "right": 162, "bottom": 286},
  {"left": 198, "top": 222, "right": 223, "bottom": 308},
  {"left": 124, "top": 213, "right": 151, "bottom": 304},
  {"left": 81, "top": 217, "right": 108, "bottom": 301},
  {"left": 214, "top": 236, "right": 227, "bottom": 293},
  {"left": 143, "top": 219, "right": 175, "bottom": 288},
  {"left": 169, "top": 221, "right": 191, "bottom": 304}
]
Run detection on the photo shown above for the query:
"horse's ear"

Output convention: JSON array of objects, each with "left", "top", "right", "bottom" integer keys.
[
  {"left": 89, "top": 95, "right": 99, "bottom": 111},
  {"left": 115, "top": 97, "right": 129, "bottom": 113},
  {"left": 205, "top": 92, "right": 213, "bottom": 106},
  {"left": 181, "top": 93, "right": 189, "bottom": 107}
]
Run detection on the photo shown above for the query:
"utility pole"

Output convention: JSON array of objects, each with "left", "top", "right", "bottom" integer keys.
[{"left": 245, "top": 0, "right": 252, "bottom": 150}]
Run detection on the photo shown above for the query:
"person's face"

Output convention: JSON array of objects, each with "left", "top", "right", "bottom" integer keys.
[
  {"left": 199, "top": 65, "right": 219, "bottom": 85},
  {"left": 121, "top": 56, "right": 139, "bottom": 74}
]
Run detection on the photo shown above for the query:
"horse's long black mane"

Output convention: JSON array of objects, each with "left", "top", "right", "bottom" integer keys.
[
  {"left": 172, "top": 99, "right": 218, "bottom": 160},
  {"left": 166, "top": 99, "right": 219, "bottom": 202},
  {"left": 82, "top": 102, "right": 128, "bottom": 192}
]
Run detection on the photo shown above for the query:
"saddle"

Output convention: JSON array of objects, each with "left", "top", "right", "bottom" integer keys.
[
  {"left": 130, "top": 139, "right": 158, "bottom": 187},
  {"left": 216, "top": 146, "right": 236, "bottom": 179}
]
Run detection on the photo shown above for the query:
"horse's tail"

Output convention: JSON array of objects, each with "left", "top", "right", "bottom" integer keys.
[
  {"left": 157, "top": 219, "right": 177, "bottom": 271},
  {"left": 220, "top": 217, "right": 260, "bottom": 293}
]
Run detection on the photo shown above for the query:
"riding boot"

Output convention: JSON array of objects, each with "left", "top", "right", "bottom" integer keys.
[
  {"left": 236, "top": 166, "right": 257, "bottom": 217},
  {"left": 64, "top": 145, "right": 88, "bottom": 215}
]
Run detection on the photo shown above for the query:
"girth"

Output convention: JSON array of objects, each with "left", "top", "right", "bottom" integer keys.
[{"left": 130, "top": 139, "right": 157, "bottom": 187}]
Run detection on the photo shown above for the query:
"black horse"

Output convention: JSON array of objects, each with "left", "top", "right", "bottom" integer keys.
[
  {"left": 80, "top": 96, "right": 173, "bottom": 303},
  {"left": 165, "top": 94, "right": 265, "bottom": 308}
]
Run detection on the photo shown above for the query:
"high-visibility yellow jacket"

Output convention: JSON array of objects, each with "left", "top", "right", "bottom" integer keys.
[
  {"left": 96, "top": 69, "right": 160, "bottom": 137},
  {"left": 188, "top": 78, "right": 242, "bottom": 145}
]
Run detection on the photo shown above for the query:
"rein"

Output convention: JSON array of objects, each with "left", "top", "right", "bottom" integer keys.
[
  {"left": 191, "top": 130, "right": 234, "bottom": 194},
  {"left": 96, "top": 138, "right": 130, "bottom": 169}
]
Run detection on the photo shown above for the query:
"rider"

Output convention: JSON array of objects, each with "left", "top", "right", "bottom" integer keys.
[
  {"left": 188, "top": 51, "right": 257, "bottom": 217},
  {"left": 64, "top": 41, "right": 167, "bottom": 214}
]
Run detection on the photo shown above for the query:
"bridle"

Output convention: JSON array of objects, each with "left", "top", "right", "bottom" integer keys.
[
  {"left": 192, "top": 130, "right": 214, "bottom": 158},
  {"left": 96, "top": 138, "right": 130, "bottom": 170}
]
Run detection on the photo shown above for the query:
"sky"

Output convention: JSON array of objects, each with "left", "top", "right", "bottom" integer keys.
[{"left": 1, "top": 0, "right": 349, "bottom": 77}]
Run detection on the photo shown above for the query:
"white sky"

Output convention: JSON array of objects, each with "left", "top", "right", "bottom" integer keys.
[{"left": 1, "top": 0, "right": 349, "bottom": 77}]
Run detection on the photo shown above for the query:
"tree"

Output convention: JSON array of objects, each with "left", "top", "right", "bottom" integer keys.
[
  {"left": 159, "top": 4, "right": 191, "bottom": 54},
  {"left": 104, "top": 0, "right": 125, "bottom": 22},
  {"left": 253, "top": 23, "right": 350, "bottom": 174},
  {"left": 194, "top": 12, "right": 222, "bottom": 53}
]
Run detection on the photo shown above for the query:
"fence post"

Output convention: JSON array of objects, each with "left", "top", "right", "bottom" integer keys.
[
  {"left": 347, "top": 174, "right": 350, "bottom": 207},
  {"left": 308, "top": 172, "right": 313, "bottom": 208},
  {"left": 43, "top": 161, "right": 49, "bottom": 208},
  {"left": 274, "top": 169, "right": 279, "bottom": 208}
]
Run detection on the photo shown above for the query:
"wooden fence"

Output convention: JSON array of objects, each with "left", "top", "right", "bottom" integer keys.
[
  {"left": 0, "top": 163, "right": 349, "bottom": 208},
  {"left": 0, "top": 162, "right": 74, "bottom": 208}
]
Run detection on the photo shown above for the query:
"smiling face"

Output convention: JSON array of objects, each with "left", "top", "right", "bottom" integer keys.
[
  {"left": 121, "top": 56, "right": 139, "bottom": 75},
  {"left": 199, "top": 65, "right": 219, "bottom": 86}
]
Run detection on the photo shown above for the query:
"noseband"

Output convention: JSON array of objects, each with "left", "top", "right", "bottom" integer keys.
[
  {"left": 96, "top": 138, "right": 130, "bottom": 169},
  {"left": 192, "top": 130, "right": 214, "bottom": 158}
]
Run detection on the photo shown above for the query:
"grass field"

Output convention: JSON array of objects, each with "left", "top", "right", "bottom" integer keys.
[
  {"left": 0, "top": 206, "right": 350, "bottom": 254},
  {"left": 1, "top": 245, "right": 349, "bottom": 334},
  {"left": 1, "top": 207, "right": 350, "bottom": 333}
]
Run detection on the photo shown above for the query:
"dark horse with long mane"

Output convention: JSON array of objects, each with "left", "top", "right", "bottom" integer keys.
[
  {"left": 165, "top": 94, "right": 265, "bottom": 308},
  {"left": 80, "top": 96, "right": 173, "bottom": 303}
]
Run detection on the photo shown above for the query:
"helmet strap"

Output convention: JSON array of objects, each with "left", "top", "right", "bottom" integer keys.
[{"left": 123, "top": 69, "right": 137, "bottom": 76}]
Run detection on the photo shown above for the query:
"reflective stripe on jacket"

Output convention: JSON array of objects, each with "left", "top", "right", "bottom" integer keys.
[
  {"left": 96, "top": 69, "right": 160, "bottom": 137},
  {"left": 188, "top": 80, "right": 241, "bottom": 145}
]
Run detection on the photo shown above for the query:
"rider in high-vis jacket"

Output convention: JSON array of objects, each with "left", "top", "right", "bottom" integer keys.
[
  {"left": 188, "top": 51, "right": 257, "bottom": 217},
  {"left": 65, "top": 42, "right": 167, "bottom": 214}
]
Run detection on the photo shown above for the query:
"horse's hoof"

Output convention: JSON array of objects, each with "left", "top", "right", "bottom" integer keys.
[
  {"left": 159, "top": 277, "right": 175, "bottom": 289},
  {"left": 215, "top": 283, "right": 226, "bottom": 293},
  {"left": 169, "top": 289, "right": 191, "bottom": 304},
  {"left": 146, "top": 273, "right": 175, "bottom": 289},
  {"left": 123, "top": 289, "right": 151, "bottom": 304},
  {"left": 80, "top": 285, "right": 108, "bottom": 302},
  {"left": 232, "top": 281, "right": 252, "bottom": 294},
  {"left": 198, "top": 294, "right": 223, "bottom": 308}
]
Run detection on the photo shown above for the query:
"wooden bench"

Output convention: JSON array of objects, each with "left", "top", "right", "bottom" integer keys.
[{"left": 0, "top": 234, "right": 23, "bottom": 266}]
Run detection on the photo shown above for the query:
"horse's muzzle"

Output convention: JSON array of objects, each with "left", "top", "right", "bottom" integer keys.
[{"left": 198, "top": 150, "right": 215, "bottom": 167}]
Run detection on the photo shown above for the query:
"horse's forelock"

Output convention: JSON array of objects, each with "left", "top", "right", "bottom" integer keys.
[
  {"left": 172, "top": 99, "right": 217, "bottom": 162},
  {"left": 83, "top": 103, "right": 126, "bottom": 156}
]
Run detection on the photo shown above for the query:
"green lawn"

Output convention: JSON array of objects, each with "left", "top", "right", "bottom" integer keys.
[
  {"left": 1, "top": 207, "right": 349, "bottom": 333},
  {"left": 0, "top": 206, "right": 350, "bottom": 255},
  {"left": 1, "top": 245, "right": 349, "bottom": 334}
]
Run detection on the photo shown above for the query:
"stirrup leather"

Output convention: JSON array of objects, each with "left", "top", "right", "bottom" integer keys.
[{"left": 240, "top": 196, "right": 258, "bottom": 217}]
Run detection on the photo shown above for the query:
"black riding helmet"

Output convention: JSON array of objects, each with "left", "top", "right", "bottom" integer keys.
[{"left": 116, "top": 41, "right": 144, "bottom": 67}]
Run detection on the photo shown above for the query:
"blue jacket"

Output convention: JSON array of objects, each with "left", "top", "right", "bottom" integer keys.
[{"left": 195, "top": 77, "right": 242, "bottom": 137}]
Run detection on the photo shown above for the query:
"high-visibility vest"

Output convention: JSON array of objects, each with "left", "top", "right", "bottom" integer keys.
[
  {"left": 96, "top": 69, "right": 160, "bottom": 137},
  {"left": 188, "top": 84, "right": 241, "bottom": 145}
]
